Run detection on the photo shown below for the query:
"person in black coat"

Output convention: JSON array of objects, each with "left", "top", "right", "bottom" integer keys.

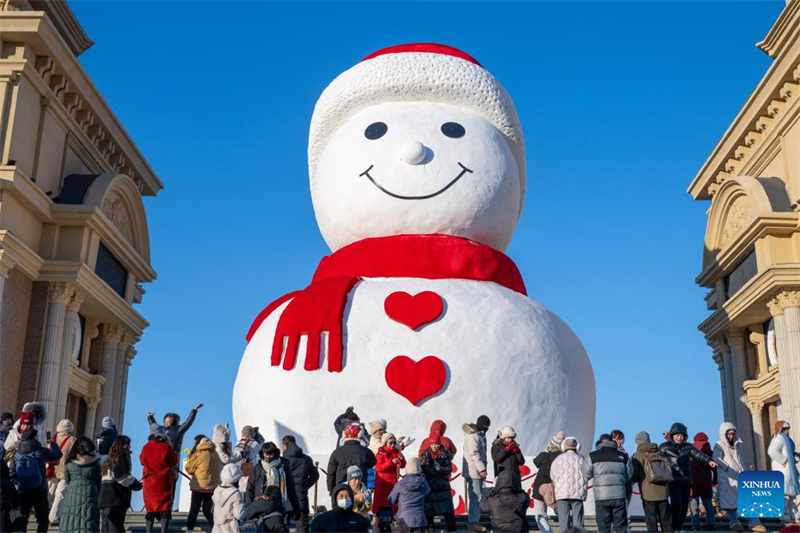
[
  {"left": 246, "top": 485, "right": 288, "bottom": 532},
  {"left": 1, "top": 457, "right": 19, "bottom": 533},
  {"left": 326, "top": 425, "right": 376, "bottom": 493},
  {"left": 310, "top": 484, "right": 370, "bottom": 533},
  {"left": 94, "top": 417, "right": 118, "bottom": 456},
  {"left": 659, "top": 423, "right": 717, "bottom": 532},
  {"left": 480, "top": 470, "right": 530, "bottom": 533},
  {"left": 12, "top": 429, "right": 62, "bottom": 533},
  {"left": 532, "top": 432, "right": 563, "bottom": 532},
  {"left": 491, "top": 426, "right": 525, "bottom": 488},
  {"left": 420, "top": 435, "right": 457, "bottom": 532},
  {"left": 246, "top": 442, "right": 301, "bottom": 518},
  {"left": 99, "top": 436, "right": 142, "bottom": 533},
  {"left": 282, "top": 435, "right": 320, "bottom": 533}
]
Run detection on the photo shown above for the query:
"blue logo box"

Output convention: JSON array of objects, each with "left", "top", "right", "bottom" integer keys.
[{"left": 738, "top": 470, "right": 784, "bottom": 517}]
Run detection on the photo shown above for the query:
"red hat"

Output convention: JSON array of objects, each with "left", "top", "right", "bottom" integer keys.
[
  {"left": 344, "top": 424, "right": 360, "bottom": 440},
  {"left": 19, "top": 412, "right": 35, "bottom": 425},
  {"left": 429, "top": 432, "right": 442, "bottom": 444}
]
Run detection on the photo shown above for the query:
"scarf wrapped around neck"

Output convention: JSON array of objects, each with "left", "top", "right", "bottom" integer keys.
[{"left": 260, "top": 458, "right": 287, "bottom": 504}]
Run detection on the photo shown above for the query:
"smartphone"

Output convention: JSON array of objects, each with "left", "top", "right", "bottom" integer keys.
[{"left": 46, "top": 431, "right": 52, "bottom": 442}]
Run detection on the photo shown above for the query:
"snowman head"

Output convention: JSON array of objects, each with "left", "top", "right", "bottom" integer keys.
[{"left": 309, "top": 44, "right": 526, "bottom": 252}]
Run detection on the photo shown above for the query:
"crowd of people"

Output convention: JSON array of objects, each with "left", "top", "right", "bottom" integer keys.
[{"left": 1, "top": 402, "right": 800, "bottom": 533}]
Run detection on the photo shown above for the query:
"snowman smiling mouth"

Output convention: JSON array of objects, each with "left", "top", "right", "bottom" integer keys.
[{"left": 359, "top": 163, "right": 473, "bottom": 200}]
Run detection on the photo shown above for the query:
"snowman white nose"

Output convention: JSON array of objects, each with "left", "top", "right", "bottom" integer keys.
[{"left": 398, "top": 140, "right": 427, "bottom": 165}]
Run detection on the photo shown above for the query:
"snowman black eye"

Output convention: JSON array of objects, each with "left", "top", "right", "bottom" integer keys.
[
  {"left": 364, "top": 122, "right": 388, "bottom": 140},
  {"left": 441, "top": 122, "right": 465, "bottom": 138}
]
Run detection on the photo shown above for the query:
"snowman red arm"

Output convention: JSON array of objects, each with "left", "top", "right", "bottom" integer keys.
[{"left": 246, "top": 276, "right": 360, "bottom": 373}]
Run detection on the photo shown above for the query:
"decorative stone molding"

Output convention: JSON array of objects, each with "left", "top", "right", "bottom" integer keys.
[
  {"left": 99, "top": 323, "right": 124, "bottom": 343},
  {"left": 747, "top": 399, "right": 765, "bottom": 415},
  {"left": 712, "top": 352, "right": 724, "bottom": 371},
  {"left": 701, "top": 61, "right": 800, "bottom": 198},
  {"left": 85, "top": 397, "right": 100, "bottom": 409},
  {"left": 118, "top": 331, "right": 136, "bottom": 350},
  {"left": 768, "top": 289, "right": 800, "bottom": 315},
  {"left": 101, "top": 193, "right": 134, "bottom": 244},
  {"left": 125, "top": 346, "right": 137, "bottom": 366},
  {"left": 725, "top": 328, "right": 747, "bottom": 348},
  {"left": 66, "top": 290, "right": 85, "bottom": 313},
  {"left": 720, "top": 195, "right": 754, "bottom": 246},
  {"left": 48, "top": 282, "right": 74, "bottom": 305}
]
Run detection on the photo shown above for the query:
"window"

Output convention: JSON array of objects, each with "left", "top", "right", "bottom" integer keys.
[
  {"left": 724, "top": 250, "right": 757, "bottom": 299},
  {"left": 95, "top": 243, "right": 127, "bottom": 298}
]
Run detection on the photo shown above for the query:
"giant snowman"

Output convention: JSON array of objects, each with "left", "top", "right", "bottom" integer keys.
[{"left": 233, "top": 44, "right": 595, "bottom": 466}]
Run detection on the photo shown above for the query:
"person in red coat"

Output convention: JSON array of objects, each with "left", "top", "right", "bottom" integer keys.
[
  {"left": 417, "top": 420, "right": 457, "bottom": 458},
  {"left": 140, "top": 425, "right": 178, "bottom": 533},
  {"left": 374, "top": 433, "right": 406, "bottom": 513},
  {"left": 690, "top": 432, "right": 717, "bottom": 531}
]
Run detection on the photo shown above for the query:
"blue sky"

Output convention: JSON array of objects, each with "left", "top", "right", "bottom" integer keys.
[{"left": 69, "top": 0, "right": 783, "bottom": 466}]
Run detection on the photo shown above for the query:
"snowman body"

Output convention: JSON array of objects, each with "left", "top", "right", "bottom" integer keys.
[
  {"left": 233, "top": 276, "right": 595, "bottom": 456},
  {"left": 232, "top": 44, "right": 597, "bottom": 502}
]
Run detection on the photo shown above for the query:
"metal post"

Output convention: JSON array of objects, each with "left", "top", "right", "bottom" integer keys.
[{"left": 314, "top": 461, "right": 319, "bottom": 515}]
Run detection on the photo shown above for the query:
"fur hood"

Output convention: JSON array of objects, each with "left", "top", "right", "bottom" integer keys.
[
  {"left": 22, "top": 402, "right": 46, "bottom": 424},
  {"left": 462, "top": 423, "right": 479, "bottom": 435}
]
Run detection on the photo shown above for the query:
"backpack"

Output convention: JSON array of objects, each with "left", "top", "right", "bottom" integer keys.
[
  {"left": 15, "top": 452, "right": 42, "bottom": 492},
  {"left": 643, "top": 452, "right": 673, "bottom": 483}
]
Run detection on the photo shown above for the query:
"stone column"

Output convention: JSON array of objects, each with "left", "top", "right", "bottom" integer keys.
[
  {"left": 84, "top": 397, "right": 100, "bottom": 438},
  {"left": 0, "top": 261, "right": 10, "bottom": 412},
  {"left": 54, "top": 291, "right": 85, "bottom": 423},
  {"left": 720, "top": 339, "right": 738, "bottom": 426},
  {"left": 117, "top": 346, "right": 136, "bottom": 432},
  {"left": 768, "top": 290, "right": 800, "bottom": 432},
  {"left": 749, "top": 325, "right": 768, "bottom": 378},
  {"left": 726, "top": 328, "right": 756, "bottom": 467},
  {"left": 111, "top": 333, "right": 134, "bottom": 423},
  {"left": 748, "top": 399, "right": 767, "bottom": 470},
  {"left": 96, "top": 324, "right": 123, "bottom": 428},
  {"left": 37, "top": 282, "right": 75, "bottom": 432},
  {"left": 713, "top": 352, "right": 731, "bottom": 422}
]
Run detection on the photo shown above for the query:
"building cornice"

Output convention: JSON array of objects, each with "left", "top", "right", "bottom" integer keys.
[
  {"left": 757, "top": 0, "right": 800, "bottom": 59},
  {"left": 0, "top": 229, "right": 44, "bottom": 280},
  {"left": 27, "top": 0, "right": 93, "bottom": 57},
  {"left": 0, "top": 11, "right": 163, "bottom": 196},
  {"left": 688, "top": 1, "right": 800, "bottom": 200}
]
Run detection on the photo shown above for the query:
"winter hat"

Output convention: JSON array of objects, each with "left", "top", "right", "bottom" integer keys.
[
  {"left": 562, "top": 436, "right": 581, "bottom": 452},
  {"left": 380, "top": 432, "right": 396, "bottom": 446},
  {"left": 344, "top": 424, "right": 361, "bottom": 440},
  {"left": 212, "top": 424, "right": 230, "bottom": 445},
  {"left": 368, "top": 419, "right": 387, "bottom": 436},
  {"left": 499, "top": 426, "right": 516, "bottom": 439},
  {"left": 102, "top": 416, "right": 115, "bottom": 429},
  {"left": 405, "top": 456, "right": 421, "bottom": 475},
  {"left": 476, "top": 415, "right": 491, "bottom": 433},
  {"left": 19, "top": 412, "right": 35, "bottom": 426},
  {"left": 22, "top": 402, "right": 46, "bottom": 423},
  {"left": 241, "top": 425, "right": 254, "bottom": 440},
  {"left": 428, "top": 432, "right": 442, "bottom": 445},
  {"left": 220, "top": 463, "right": 242, "bottom": 485},
  {"left": 309, "top": 43, "right": 526, "bottom": 211},
  {"left": 634, "top": 431, "right": 650, "bottom": 446},
  {"left": 595, "top": 434, "right": 613, "bottom": 447},
  {"left": 775, "top": 420, "right": 790, "bottom": 435},
  {"left": 547, "top": 431, "right": 565, "bottom": 451},
  {"left": 150, "top": 423, "right": 166, "bottom": 440},
  {"left": 669, "top": 422, "right": 688, "bottom": 438},
  {"left": 56, "top": 419, "right": 74, "bottom": 434},
  {"left": 346, "top": 465, "right": 363, "bottom": 481}
]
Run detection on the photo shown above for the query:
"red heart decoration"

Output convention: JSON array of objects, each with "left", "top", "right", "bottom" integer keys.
[
  {"left": 384, "top": 291, "right": 444, "bottom": 330},
  {"left": 385, "top": 355, "right": 447, "bottom": 406}
]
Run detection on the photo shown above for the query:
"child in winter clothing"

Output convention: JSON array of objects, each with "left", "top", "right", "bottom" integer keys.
[
  {"left": 59, "top": 436, "right": 102, "bottom": 533},
  {"left": 345, "top": 466, "right": 372, "bottom": 519},
  {"left": 212, "top": 464, "right": 247, "bottom": 533},
  {"left": 184, "top": 435, "right": 222, "bottom": 532},
  {"left": 631, "top": 431, "right": 672, "bottom": 533},
  {"left": 418, "top": 420, "right": 457, "bottom": 458},
  {"left": 480, "top": 469, "right": 530, "bottom": 533},
  {"left": 388, "top": 457, "right": 430, "bottom": 531},
  {"left": 48, "top": 419, "right": 76, "bottom": 524},
  {"left": 550, "top": 436, "right": 587, "bottom": 531}
]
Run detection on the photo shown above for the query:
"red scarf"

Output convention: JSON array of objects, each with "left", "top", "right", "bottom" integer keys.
[{"left": 246, "top": 234, "right": 526, "bottom": 373}]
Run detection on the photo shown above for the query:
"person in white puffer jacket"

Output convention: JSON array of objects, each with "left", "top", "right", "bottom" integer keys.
[
  {"left": 212, "top": 464, "right": 247, "bottom": 533},
  {"left": 550, "top": 436, "right": 587, "bottom": 531}
]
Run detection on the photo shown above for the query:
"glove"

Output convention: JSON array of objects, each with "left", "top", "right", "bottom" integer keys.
[
  {"left": 513, "top": 445, "right": 521, "bottom": 454},
  {"left": 505, "top": 442, "right": 516, "bottom": 452}
]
